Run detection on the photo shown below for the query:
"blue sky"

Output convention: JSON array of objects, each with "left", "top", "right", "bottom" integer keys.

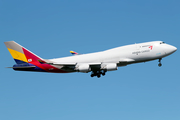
[{"left": 1, "top": 0, "right": 180, "bottom": 120}]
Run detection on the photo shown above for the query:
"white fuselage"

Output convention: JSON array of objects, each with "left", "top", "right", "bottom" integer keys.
[
  {"left": 4, "top": 40, "right": 177, "bottom": 77},
  {"left": 49, "top": 41, "right": 177, "bottom": 66}
]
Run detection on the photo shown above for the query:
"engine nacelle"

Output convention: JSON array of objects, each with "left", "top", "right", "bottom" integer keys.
[
  {"left": 101, "top": 63, "right": 118, "bottom": 71},
  {"left": 75, "top": 64, "right": 91, "bottom": 73}
]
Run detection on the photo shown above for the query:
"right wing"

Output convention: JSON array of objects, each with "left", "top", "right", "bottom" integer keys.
[{"left": 45, "top": 58, "right": 135, "bottom": 72}]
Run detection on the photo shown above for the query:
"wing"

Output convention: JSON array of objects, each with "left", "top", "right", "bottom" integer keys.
[
  {"left": 45, "top": 58, "right": 135, "bottom": 72},
  {"left": 46, "top": 62, "right": 101, "bottom": 72},
  {"left": 70, "top": 51, "right": 81, "bottom": 55}
]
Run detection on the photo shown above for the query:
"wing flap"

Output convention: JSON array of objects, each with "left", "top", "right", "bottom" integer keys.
[
  {"left": 46, "top": 62, "right": 101, "bottom": 66},
  {"left": 46, "top": 63, "right": 76, "bottom": 66},
  {"left": 119, "top": 58, "right": 135, "bottom": 62}
]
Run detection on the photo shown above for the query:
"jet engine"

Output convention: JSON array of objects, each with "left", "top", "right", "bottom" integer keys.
[
  {"left": 101, "top": 63, "right": 118, "bottom": 71},
  {"left": 75, "top": 64, "right": 91, "bottom": 73}
]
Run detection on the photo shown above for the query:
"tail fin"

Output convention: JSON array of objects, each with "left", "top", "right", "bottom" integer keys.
[
  {"left": 4, "top": 41, "right": 45, "bottom": 64},
  {"left": 70, "top": 51, "right": 81, "bottom": 55}
]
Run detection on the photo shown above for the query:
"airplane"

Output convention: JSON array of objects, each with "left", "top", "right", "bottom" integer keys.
[{"left": 4, "top": 41, "right": 177, "bottom": 78}]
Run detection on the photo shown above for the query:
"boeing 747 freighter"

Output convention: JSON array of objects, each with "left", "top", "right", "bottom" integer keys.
[{"left": 4, "top": 41, "right": 177, "bottom": 78}]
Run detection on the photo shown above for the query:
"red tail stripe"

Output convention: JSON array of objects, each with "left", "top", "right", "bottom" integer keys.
[{"left": 22, "top": 48, "right": 67, "bottom": 73}]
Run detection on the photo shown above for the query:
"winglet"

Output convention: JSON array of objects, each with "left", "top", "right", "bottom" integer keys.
[{"left": 70, "top": 51, "right": 79, "bottom": 55}]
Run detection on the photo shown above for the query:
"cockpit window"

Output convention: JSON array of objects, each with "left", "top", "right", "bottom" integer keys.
[{"left": 160, "top": 42, "right": 166, "bottom": 44}]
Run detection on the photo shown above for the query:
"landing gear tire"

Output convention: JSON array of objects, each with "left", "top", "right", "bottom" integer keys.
[
  {"left": 97, "top": 74, "right": 101, "bottom": 78},
  {"left": 102, "top": 72, "right": 105, "bottom": 76},
  {"left": 97, "top": 71, "right": 101, "bottom": 78},
  {"left": 91, "top": 74, "right": 94, "bottom": 77},
  {"left": 158, "top": 63, "right": 162, "bottom": 67},
  {"left": 101, "top": 70, "right": 106, "bottom": 76}
]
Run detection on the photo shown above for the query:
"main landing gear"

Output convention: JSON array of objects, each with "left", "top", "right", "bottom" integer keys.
[
  {"left": 91, "top": 70, "right": 106, "bottom": 78},
  {"left": 158, "top": 58, "right": 162, "bottom": 67}
]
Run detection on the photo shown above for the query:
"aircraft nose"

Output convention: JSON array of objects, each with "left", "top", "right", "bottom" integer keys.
[
  {"left": 171, "top": 46, "right": 177, "bottom": 53},
  {"left": 166, "top": 45, "right": 177, "bottom": 55}
]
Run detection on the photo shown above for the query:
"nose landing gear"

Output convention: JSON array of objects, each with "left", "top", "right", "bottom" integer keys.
[{"left": 158, "top": 58, "right": 162, "bottom": 67}]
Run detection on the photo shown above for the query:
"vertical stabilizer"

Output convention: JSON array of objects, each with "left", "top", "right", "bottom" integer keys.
[{"left": 4, "top": 41, "right": 45, "bottom": 64}]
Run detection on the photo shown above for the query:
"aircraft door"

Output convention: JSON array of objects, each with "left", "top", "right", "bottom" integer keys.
[{"left": 136, "top": 44, "right": 141, "bottom": 50}]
